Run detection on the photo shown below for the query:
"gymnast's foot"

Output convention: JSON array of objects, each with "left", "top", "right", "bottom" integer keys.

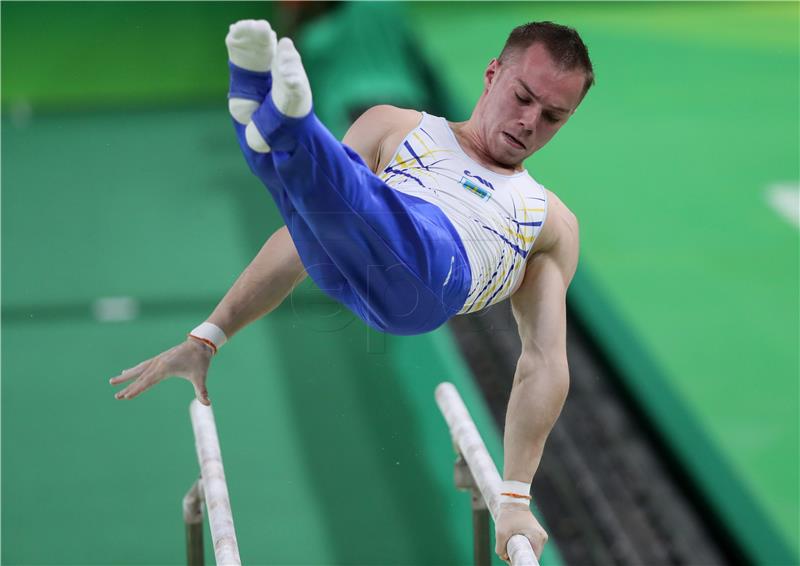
[
  {"left": 225, "top": 19, "right": 276, "bottom": 72},
  {"left": 226, "top": 19, "right": 276, "bottom": 143},
  {"left": 271, "top": 37, "right": 312, "bottom": 118}
]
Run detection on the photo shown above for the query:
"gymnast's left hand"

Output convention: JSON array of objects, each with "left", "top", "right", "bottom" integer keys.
[{"left": 495, "top": 502, "right": 547, "bottom": 564}]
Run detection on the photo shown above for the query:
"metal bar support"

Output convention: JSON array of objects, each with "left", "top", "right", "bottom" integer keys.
[
  {"left": 455, "top": 451, "right": 491, "bottom": 566},
  {"left": 183, "top": 479, "right": 205, "bottom": 566}
]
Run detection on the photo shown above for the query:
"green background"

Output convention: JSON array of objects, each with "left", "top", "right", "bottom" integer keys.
[{"left": 2, "top": 2, "right": 798, "bottom": 564}]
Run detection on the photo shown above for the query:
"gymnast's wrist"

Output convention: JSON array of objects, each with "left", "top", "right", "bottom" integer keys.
[
  {"left": 499, "top": 480, "right": 532, "bottom": 506},
  {"left": 187, "top": 322, "right": 228, "bottom": 356}
]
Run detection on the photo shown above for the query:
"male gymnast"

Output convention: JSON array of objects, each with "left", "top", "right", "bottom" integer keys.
[{"left": 110, "top": 19, "right": 594, "bottom": 562}]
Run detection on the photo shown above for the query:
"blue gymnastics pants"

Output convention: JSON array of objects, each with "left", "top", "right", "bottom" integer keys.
[{"left": 228, "top": 63, "right": 471, "bottom": 335}]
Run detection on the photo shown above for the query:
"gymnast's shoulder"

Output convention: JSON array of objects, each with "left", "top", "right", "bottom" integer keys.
[
  {"left": 343, "top": 105, "right": 422, "bottom": 173},
  {"left": 527, "top": 188, "right": 579, "bottom": 266}
]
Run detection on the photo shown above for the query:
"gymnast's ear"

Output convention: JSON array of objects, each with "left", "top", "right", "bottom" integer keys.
[{"left": 484, "top": 58, "right": 501, "bottom": 91}]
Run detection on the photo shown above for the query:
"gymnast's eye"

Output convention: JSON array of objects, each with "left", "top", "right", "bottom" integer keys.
[
  {"left": 543, "top": 112, "right": 560, "bottom": 123},
  {"left": 515, "top": 93, "right": 530, "bottom": 104}
]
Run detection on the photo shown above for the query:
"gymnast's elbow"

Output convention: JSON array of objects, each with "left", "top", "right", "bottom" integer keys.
[{"left": 513, "top": 350, "right": 570, "bottom": 396}]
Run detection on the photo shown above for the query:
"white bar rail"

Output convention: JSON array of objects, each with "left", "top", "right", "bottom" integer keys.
[
  {"left": 435, "top": 382, "right": 539, "bottom": 566},
  {"left": 189, "top": 400, "right": 241, "bottom": 565}
]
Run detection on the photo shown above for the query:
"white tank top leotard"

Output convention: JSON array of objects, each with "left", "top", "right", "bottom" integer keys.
[{"left": 378, "top": 111, "right": 549, "bottom": 315}]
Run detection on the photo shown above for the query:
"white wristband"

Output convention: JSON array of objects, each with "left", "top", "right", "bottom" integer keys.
[
  {"left": 189, "top": 322, "right": 228, "bottom": 351},
  {"left": 499, "top": 480, "right": 531, "bottom": 506}
]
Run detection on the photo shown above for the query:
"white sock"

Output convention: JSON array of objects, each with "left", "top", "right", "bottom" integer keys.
[
  {"left": 229, "top": 99, "right": 260, "bottom": 126},
  {"left": 226, "top": 19, "right": 276, "bottom": 150},
  {"left": 245, "top": 122, "right": 271, "bottom": 153},
  {"left": 225, "top": 19, "right": 276, "bottom": 72},
  {"left": 271, "top": 37, "right": 312, "bottom": 118}
]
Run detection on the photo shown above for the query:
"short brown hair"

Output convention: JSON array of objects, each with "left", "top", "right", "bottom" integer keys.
[{"left": 499, "top": 21, "right": 595, "bottom": 100}]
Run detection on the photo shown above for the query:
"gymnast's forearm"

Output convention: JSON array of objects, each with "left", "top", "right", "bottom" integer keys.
[
  {"left": 207, "top": 225, "right": 307, "bottom": 339},
  {"left": 502, "top": 354, "right": 570, "bottom": 483}
]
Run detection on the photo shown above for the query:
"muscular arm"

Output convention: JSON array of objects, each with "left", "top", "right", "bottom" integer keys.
[
  {"left": 206, "top": 225, "right": 307, "bottom": 338},
  {"left": 503, "top": 201, "right": 580, "bottom": 484}
]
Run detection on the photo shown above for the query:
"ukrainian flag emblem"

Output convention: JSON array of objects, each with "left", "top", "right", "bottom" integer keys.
[{"left": 460, "top": 176, "right": 491, "bottom": 201}]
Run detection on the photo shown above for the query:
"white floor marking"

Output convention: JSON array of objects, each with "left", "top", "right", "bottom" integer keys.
[
  {"left": 765, "top": 182, "right": 799, "bottom": 229},
  {"left": 92, "top": 297, "right": 139, "bottom": 322}
]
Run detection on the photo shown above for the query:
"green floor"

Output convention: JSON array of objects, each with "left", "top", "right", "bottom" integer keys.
[
  {"left": 3, "top": 2, "right": 799, "bottom": 565},
  {"left": 411, "top": 2, "right": 799, "bottom": 562}
]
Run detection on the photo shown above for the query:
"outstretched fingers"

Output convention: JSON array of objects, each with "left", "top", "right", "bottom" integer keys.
[
  {"left": 115, "top": 362, "right": 163, "bottom": 400},
  {"left": 109, "top": 359, "right": 152, "bottom": 385}
]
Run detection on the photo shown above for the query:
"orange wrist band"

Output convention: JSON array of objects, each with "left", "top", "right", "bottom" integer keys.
[
  {"left": 188, "top": 333, "right": 218, "bottom": 355},
  {"left": 187, "top": 322, "right": 228, "bottom": 355},
  {"left": 500, "top": 480, "right": 532, "bottom": 505},
  {"left": 500, "top": 492, "right": 532, "bottom": 500}
]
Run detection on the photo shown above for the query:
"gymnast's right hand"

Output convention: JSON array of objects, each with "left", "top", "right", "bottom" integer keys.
[{"left": 109, "top": 338, "right": 213, "bottom": 405}]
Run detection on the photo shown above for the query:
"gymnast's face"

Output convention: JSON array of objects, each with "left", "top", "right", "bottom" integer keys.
[{"left": 477, "top": 42, "right": 587, "bottom": 166}]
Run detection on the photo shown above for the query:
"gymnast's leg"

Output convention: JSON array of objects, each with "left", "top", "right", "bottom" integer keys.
[
  {"left": 230, "top": 23, "right": 467, "bottom": 334},
  {"left": 226, "top": 20, "right": 356, "bottom": 307}
]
